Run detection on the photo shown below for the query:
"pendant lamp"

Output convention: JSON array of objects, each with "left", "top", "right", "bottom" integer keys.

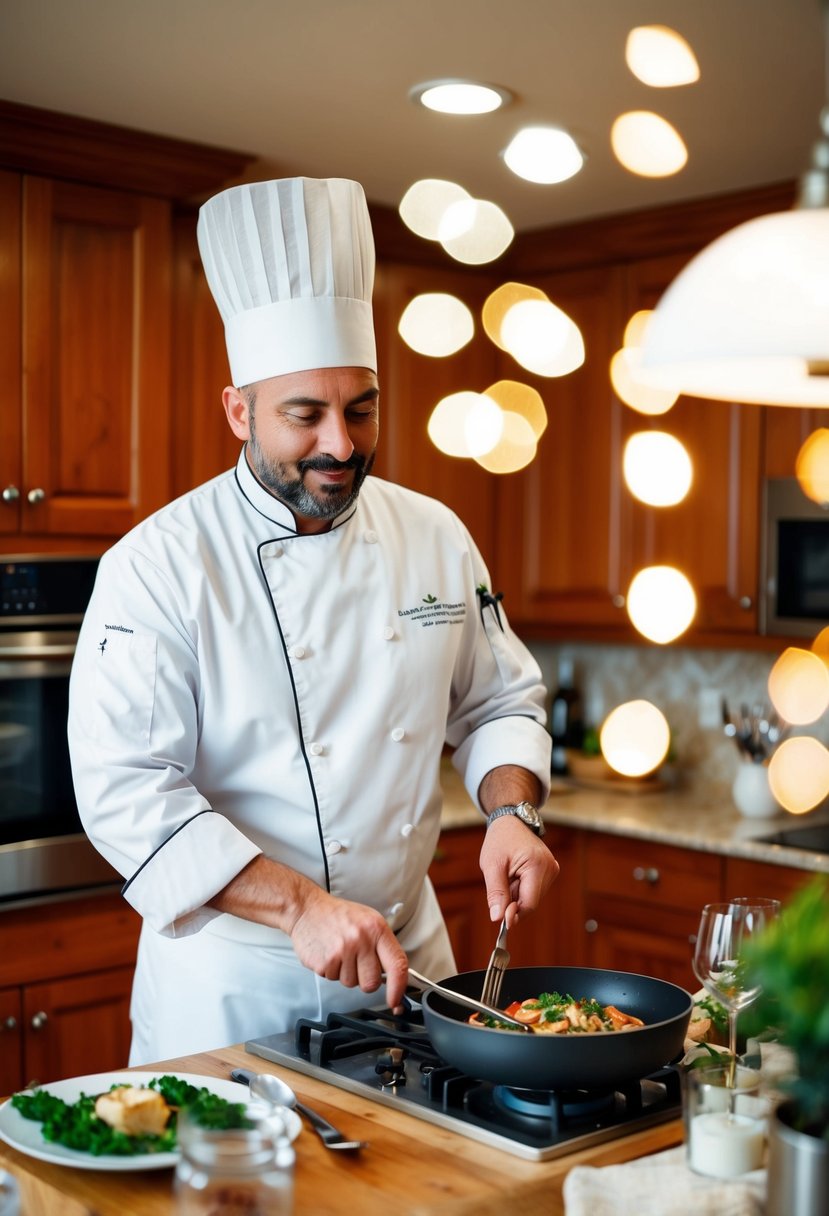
[{"left": 641, "top": 0, "right": 829, "bottom": 408}]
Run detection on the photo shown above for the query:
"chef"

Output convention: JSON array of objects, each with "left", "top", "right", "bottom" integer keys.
[{"left": 68, "top": 176, "right": 557, "bottom": 1065}]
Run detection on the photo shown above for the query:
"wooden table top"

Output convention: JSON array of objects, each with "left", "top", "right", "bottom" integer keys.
[{"left": 0, "top": 1042, "right": 685, "bottom": 1215}]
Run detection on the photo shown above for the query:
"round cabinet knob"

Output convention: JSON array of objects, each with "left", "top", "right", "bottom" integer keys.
[
  {"left": 739, "top": 596, "right": 753, "bottom": 610},
  {"left": 632, "top": 865, "right": 660, "bottom": 885},
  {"left": 688, "top": 933, "right": 698, "bottom": 946},
  {"left": 611, "top": 594, "right": 626, "bottom": 609},
  {"left": 30, "top": 1010, "right": 48, "bottom": 1030},
  {"left": 27, "top": 487, "right": 46, "bottom": 504},
  {"left": 585, "top": 918, "right": 599, "bottom": 934},
  {"left": 2, "top": 1015, "right": 17, "bottom": 1031},
  {"left": 2, "top": 484, "right": 20, "bottom": 503}
]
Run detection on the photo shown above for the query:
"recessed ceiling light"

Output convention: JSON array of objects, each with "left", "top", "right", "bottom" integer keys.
[
  {"left": 626, "top": 26, "right": 700, "bottom": 88},
  {"left": 502, "top": 126, "right": 584, "bottom": 184},
  {"left": 410, "top": 79, "right": 512, "bottom": 115}
]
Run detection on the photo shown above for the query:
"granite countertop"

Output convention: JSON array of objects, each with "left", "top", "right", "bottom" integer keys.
[{"left": 439, "top": 760, "right": 829, "bottom": 875}]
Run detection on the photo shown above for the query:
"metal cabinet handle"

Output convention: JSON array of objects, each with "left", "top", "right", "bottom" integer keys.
[
  {"left": 2, "top": 1015, "right": 17, "bottom": 1031},
  {"left": 585, "top": 918, "right": 599, "bottom": 933},
  {"left": 688, "top": 933, "right": 698, "bottom": 945},
  {"left": 632, "top": 865, "right": 660, "bottom": 885},
  {"left": 30, "top": 1010, "right": 48, "bottom": 1030},
  {"left": 27, "top": 487, "right": 46, "bottom": 504},
  {"left": 2, "top": 484, "right": 20, "bottom": 503}
]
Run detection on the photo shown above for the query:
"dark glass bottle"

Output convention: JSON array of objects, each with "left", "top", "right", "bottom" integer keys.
[{"left": 550, "top": 657, "right": 583, "bottom": 775}]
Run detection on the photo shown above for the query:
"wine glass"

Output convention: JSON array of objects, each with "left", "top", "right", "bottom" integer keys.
[{"left": 692, "top": 898, "right": 780, "bottom": 1097}]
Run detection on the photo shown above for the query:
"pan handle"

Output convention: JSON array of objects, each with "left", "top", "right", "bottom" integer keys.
[{"left": 406, "top": 967, "right": 533, "bottom": 1032}]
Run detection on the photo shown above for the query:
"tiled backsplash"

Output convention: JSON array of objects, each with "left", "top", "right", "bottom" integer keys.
[{"left": 527, "top": 640, "right": 829, "bottom": 804}]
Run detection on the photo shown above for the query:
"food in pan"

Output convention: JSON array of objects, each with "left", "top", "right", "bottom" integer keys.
[{"left": 468, "top": 991, "right": 646, "bottom": 1034}]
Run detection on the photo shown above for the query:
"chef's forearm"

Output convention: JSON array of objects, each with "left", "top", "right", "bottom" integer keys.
[
  {"left": 477, "top": 764, "right": 543, "bottom": 814},
  {"left": 210, "top": 854, "right": 325, "bottom": 933}
]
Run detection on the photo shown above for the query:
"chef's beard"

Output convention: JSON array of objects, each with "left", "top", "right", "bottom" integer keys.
[{"left": 246, "top": 424, "right": 374, "bottom": 522}]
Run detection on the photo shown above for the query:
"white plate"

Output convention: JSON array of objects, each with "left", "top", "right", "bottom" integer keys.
[{"left": 0, "top": 1071, "right": 301, "bottom": 1171}]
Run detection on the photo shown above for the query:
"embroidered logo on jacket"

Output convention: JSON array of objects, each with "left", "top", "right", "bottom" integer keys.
[{"left": 398, "top": 598, "right": 466, "bottom": 628}]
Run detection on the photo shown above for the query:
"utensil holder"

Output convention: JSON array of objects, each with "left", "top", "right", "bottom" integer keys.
[{"left": 732, "top": 762, "right": 781, "bottom": 819}]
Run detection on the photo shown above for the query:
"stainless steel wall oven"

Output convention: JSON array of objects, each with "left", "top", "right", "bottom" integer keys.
[{"left": 0, "top": 555, "right": 119, "bottom": 902}]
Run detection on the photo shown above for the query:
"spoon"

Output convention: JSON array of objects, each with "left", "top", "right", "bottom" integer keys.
[{"left": 230, "top": 1068, "right": 367, "bottom": 1152}]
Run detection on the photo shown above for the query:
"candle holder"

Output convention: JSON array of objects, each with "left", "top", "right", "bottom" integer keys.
[{"left": 682, "top": 1058, "right": 769, "bottom": 1179}]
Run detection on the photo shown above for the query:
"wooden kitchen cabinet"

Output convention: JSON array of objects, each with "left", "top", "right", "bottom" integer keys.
[
  {"left": 493, "top": 264, "right": 634, "bottom": 632},
  {"left": 581, "top": 834, "right": 723, "bottom": 990},
  {"left": 0, "top": 892, "right": 140, "bottom": 1093},
  {"left": 724, "top": 855, "right": 819, "bottom": 904},
  {"left": 623, "top": 254, "right": 763, "bottom": 636},
  {"left": 0, "top": 173, "right": 172, "bottom": 545}
]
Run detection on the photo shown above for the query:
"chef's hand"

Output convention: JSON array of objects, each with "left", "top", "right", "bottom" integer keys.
[
  {"left": 478, "top": 815, "right": 559, "bottom": 929},
  {"left": 211, "top": 855, "right": 410, "bottom": 1009},
  {"left": 290, "top": 887, "right": 411, "bottom": 1010}
]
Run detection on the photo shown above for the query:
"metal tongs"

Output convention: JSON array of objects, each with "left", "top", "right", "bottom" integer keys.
[
  {"left": 406, "top": 966, "right": 531, "bottom": 1032},
  {"left": 480, "top": 917, "right": 510, "bottom": 1009}
]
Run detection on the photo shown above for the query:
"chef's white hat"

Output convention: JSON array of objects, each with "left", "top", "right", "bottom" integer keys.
[{"left": 197, "top": 177, "right": 376, "bottom": 386}]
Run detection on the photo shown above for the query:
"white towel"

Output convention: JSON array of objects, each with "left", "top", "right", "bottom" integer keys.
[{"left": 563, "top": 1145, "right": 766, "bottom": 1216}]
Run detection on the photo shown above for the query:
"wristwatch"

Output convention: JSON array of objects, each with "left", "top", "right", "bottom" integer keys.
[{"left": 485, "top": 801, "right": 545, "bottom": 837}]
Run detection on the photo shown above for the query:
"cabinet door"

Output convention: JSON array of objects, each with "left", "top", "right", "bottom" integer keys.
[
  {"left": 763, "top": 406, "right": 829, "bottom": 479},
  {"left": 0, "top": 171, "right": 22, "bottom": 536},
  {"left": 22, "top": 177, "right": 172, "bottom": 537},
  {"left": 724, "top": 857, "right": 819, "bottom": 905},
  {"left": 494, "top": 265, "right": 632, "bottom": 630},
  {"left": 0, "top": 986, "right": 23, "bottom": 1095},
  {"left": 372, "top": 263, "right": 501, "bottom": 571},
  {"left": 624, "top": 255, "right": 762, "bottom": 634},
  {"left": 22, "top": 966, "right": 134, "bottom": 1084}
]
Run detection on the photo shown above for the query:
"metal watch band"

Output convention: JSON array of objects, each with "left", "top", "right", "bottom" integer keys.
[{"left": 485, "top": 801, "right": 545, "bottom": 837}]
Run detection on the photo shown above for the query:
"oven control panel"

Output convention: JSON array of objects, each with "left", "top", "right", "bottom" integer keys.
[{"left": 1, "top": 557, "right": 99, "bottom": 622}]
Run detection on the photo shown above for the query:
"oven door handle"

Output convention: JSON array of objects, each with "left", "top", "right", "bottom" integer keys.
[{"left": 0, "top": 643, "right": 77, "bottom": 660}]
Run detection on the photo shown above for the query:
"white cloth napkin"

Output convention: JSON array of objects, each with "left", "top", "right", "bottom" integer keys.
[{"left": 563, "top": 1145, "right": 766, "bottom": 1216}]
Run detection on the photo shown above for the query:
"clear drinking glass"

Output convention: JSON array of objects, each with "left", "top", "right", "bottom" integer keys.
[
  {"left": 692, "top": 897, "right": 780, "bottom": 1101},
  {"left": 174, "top": 1104, "right": 294, "bottom": 1215}
]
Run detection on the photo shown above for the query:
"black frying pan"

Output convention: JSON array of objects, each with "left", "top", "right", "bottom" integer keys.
[{"left": 421, "top": 966, "right": 692, "bottom": 1090}]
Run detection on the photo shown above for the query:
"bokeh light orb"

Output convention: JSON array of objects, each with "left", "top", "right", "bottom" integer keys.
[
  {"left": 795, "top": 428, "right": 829, "bottom": 507},
  {"left": 768, "top": 647, "right": 829, "bottom": 725},
  {"left": 610, "top": 347, "right": 679, "bottom": 414},
  {"left": 483, "top": 283, "right": 550, "bottom": 350},
  {"left": 398, "top": 293, "right": 474, "bottom": 357},
  {"left": 438, "top": 198, "right": 514, "bottom": 264},
  {"left": 474, "top": 410, "right": 538, "bottom": 473},
  {"left": 427, "top": 391, "right": 503, "bottom": 458},
  {"left": 768, "top": 736, "right": 829, "bottom": 814},
  {"left": 599, "top": 699, "right": 671, "bottom": 778},
  {"left": 626, "top": 565, "right": 697, "bottom": 643},
  {"left": 482, "top": 379, "right": 547, "bottom": 439},
  {"left": 399, "top": 179, "right": 470, "bottom": 240},
  {"left": 625, "top": 26, "right": 700, "bottom": 88},
  {"left": 500, "top": 298, "right": 584, "bottom": 377},
  {"left": 611, "top": 111, "right": 688, "bottom": 178},
  {"left": 623, "top": 431, "right": 693, "bottom": 506}
]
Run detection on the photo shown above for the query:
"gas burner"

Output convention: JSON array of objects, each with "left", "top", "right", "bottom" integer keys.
[{"left": 245, "top": 1008, "right": 684, "bottom": 1162}]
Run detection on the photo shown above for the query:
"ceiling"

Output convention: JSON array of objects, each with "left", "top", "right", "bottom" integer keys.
[{"left": 0, "top": 0, "right": 824, "bottom": 232}]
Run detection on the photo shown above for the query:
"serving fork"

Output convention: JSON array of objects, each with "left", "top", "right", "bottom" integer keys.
[{"left": 479, "top": 917, "right": 510, "bottom": 1009}]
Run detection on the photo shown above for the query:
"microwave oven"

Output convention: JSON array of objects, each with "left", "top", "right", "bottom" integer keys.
[{"left": 760, "top": 478, "right": 829, "bottom": 638}]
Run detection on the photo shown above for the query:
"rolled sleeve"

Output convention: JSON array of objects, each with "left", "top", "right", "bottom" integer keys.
[
  {"left": 122, "top": 811, "right": 262, "bottom": 937},
  {"left": 452, "top": 716, "right": 552, "bottom": 813}
]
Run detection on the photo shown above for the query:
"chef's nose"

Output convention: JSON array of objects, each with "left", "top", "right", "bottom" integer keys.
[{"left": 318, "top": 409, "right": 355, "bottom": 462}]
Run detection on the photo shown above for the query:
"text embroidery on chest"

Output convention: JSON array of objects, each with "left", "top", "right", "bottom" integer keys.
[{"left": 397, "top": 597, "right": 467, "bottom": 629}]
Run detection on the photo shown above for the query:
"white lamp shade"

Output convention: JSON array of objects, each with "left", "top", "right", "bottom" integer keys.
[
  {"left": 398, "top": 293, "right": 474, "bottom": 356},
  {"left": 641, "top": 210, "right": 829, "bottom": 406}
]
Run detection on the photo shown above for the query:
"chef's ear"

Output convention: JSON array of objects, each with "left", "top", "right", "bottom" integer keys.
[{"left": 222, "top": 385, "right": 252, "bottom": 440}]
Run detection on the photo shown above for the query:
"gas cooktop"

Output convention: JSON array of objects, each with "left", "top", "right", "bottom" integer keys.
[{"left": 245, "top": 999, "right": 682, "bottom": 1162}]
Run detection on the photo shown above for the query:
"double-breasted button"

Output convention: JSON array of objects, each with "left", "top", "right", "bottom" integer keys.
[
  {"left": 383, "top": 626, "right": 395, "bottom": 641},
  {"left": 325, "top": 840, "right": 342, "bottom": 856},
  {"left": 291, "top": 645, "right": 307, "bottom": 659},
  {"left": 391, "top": 727, "right": 405, "bottom": 742},
  {"left": 400, "top": 823, "right": 416, "bottom": 838},
  {"left": 387, "top": 901, "right": 404, "bottom": 917},
  {"left": 309, "top": 742, "right": 324, "bottom": 756},
  {"left": 364, "top": 529, "right": 378, "bottom": 544}
]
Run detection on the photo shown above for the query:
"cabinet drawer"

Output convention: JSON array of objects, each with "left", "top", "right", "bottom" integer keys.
[
  {"left": 725, "top": 857, "right": 819, "bottom": 905},
  {"left": 585, "top": 834, "right": 722, "bottom": 912},
  {"left": 429, "top": 827, "right": 482, "bottom": 889}
]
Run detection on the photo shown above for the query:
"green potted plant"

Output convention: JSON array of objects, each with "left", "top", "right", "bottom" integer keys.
[{"left": 742, "top": 875, "right": 829, "bottom": 1216}]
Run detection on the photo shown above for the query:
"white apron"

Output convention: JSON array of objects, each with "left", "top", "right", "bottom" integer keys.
[{"left": 69, "top": 448, "right": 551, "bottom": 1062}]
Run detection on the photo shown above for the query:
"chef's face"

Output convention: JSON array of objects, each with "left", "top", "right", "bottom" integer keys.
[{"left": 223, "top": 367, "right": 379, "bottom": 533}]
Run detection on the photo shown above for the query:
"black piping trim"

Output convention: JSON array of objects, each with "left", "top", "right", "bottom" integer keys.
[
  {"left": 255, "top": 539, "right": 331, "bottom": 891},
  {"left": 122, "top": 808, "right": 215, "bottom": 895}
]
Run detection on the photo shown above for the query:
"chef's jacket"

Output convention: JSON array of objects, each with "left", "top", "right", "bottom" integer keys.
[{"left": 68, "top": 448, "right": 551, "bottom": 1061}]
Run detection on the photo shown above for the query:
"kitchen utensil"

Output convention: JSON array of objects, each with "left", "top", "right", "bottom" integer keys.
[
  {"left": 406, "top": 967, "right": 532, "bottom": 1032},
  {"left": 420, "top": 965, "right": 693, "bottom": 1090},
  {"left": 230, "top": 1069, "right": 367, "bottom": 1152},
  {"left": 479, "top": 917, "right": 510, "bottom": 1008}
]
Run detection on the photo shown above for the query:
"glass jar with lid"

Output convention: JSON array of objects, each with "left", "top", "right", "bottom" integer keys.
[{"left": 174, "top": 1104, "right": 294, "bottom": 1215}]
